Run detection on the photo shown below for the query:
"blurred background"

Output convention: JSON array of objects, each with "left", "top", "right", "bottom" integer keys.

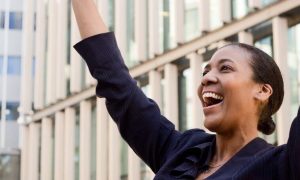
[{"left": 0, "top": 0, "right": 300, "bottom": 179}]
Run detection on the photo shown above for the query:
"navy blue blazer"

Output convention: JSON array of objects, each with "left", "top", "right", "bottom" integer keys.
[{"left": 74, "top": 32, "right": 300, "bottom": 180}]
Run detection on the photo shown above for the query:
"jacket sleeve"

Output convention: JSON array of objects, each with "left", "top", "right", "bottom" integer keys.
[
  {"left": 74, "top": 32, "right": 181, "bottom": 173},
  {"left": 285, "top": 107, "right": 300, "bottom": 179}
]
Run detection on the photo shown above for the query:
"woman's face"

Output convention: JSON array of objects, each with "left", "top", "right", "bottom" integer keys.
[{"left": 198, "top": 46, "right": 260, "bottom": 133}]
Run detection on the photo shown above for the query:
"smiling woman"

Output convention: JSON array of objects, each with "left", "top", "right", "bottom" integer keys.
[{"left": 71, "top": 0, "right": 299, "bottom": 179}]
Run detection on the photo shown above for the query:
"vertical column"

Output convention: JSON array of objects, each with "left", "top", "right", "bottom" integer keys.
[
  {"left": 173, "top": 0, "right": 185, "bottom": 44},
  {"left": 46, "top": 0, "right": 57, "bottom": 104},
  {"left": 80, "top": 101, "right": 92, "bottom": 180},
  {"left": 108, "top": 117, "right": 120, "bottom": 180},
  {"left": 249, "top": 0, "right": 262, "bottom": 10},
  {"left": 54, "top": 112, "right": 65, "bottom": 180},
  {"left": 149, "top": 70, "right": 162, "bottom": 108},
  {"left": 20, "top": 125, "right": 29, "bottom": 180},
  {"left": 187, "top": 53, "right": 204, "bottom": 129},
  {"left": 238, "top": 31, "right": 254, "bottom": 45},
  {"left": 56, "top": 0, "right": 68, "bottom": 100},
  {"left": 96, "top": 98, "right": 109, "bottom": 180},
  {"left": 220, "top": 0, "right": 231, "bottom": 24},
  {"left": 28, "top": 123, "right": 41, "bottom": 180},
  {"left": 272, "top": 17, "right": 291, "bottom": 145},
  {"left": 149, "top": 0, "right": 160, "bottom": 58},
  {"left": 198, "top": 0, "right": 210, "bottom": 34},
  {"left": 115, "top": 0, "right": 127, "bottom": 56},
  {"left": 128, "top": 148, "right": 141, "bottom": 180},
  {"left": 164, "top": 64, "right": 179, "bottom": 128},
  {"left": 135, "top": 0, "right": 147, "bottom": 61},
  {"left": 64, "top": 108, "right": 75, "bottom": 180},
  {"left": 34, "top": 0, "right": 46, "bottom": 109},
  {"left": 41, "top": 118, "right": 53, "bottom": 180},
  {"left": 20, "top": 0, "right": 34, "bottom": 113},
  {"left": 70, "top": 8, "right": 82, "bottom": 93}
]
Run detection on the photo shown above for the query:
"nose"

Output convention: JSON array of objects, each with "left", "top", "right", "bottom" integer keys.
[{"left": 201, "top": 71, "right": 218, "bottom": 86}]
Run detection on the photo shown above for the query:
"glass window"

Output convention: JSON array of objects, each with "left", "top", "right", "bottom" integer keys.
[
  {"left": 75, "top": 109, "right": 80, "bottom": 180},
  {"left": 185, "top": 0, "right": 200, "bottom": 41},
  {"left": 231, "top": 0, "right": 249, "bottom": 19},
  {"left": 91, "top": 105, "right": 97, "bottom": 180},
  {"left": 0, "top": 102, "right": 19, "bottom": 121},
  {"left": 108, "top": 0, "right": 115, "bottom": 31},
  {"left": 261, "top": 0, "right": 278, "bottom": 7},
  {"left": 254, "top": 36, "right": 273, "bottom": 57},
  {"left": 0, "top": 12, "right": 4, "bottom": 28},
  {"left": 126, "top": 0, "right": 138, "bottom": 67},
  {"left": 9, "top": 12, "right": 22, "bottom": 30},
  {"left": 287, "top": 24, "right": 300, "bottom": 120},
  {"left": 9, "top": 57, "right": 21, "bottom": 75},
  {"left": 0, "top": 56, "right": 21, "bottom": 75},
  {"left": 178, "top": 68, "right": 192, "bottom": 131},
  {"left": 160, "top": 0, "right": 176, "bottom": 52},
  {"left": 120, "top": 140, "right": 128, "bottom": 180},
  {"left": 210, "top": 0, "right": 222, "bottom": 30}
]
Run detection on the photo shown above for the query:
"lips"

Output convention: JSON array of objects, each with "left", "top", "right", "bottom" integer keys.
[{"left": 202, "top": 92, "right": 224, "bottom": 107}]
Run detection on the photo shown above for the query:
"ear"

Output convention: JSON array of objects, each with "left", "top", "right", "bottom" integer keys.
[{"left": 254, "top": 84, "right": 273, "bottom": 102}]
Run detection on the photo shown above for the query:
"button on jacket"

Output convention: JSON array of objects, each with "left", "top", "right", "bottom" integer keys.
[{"left": 74, "top": 32, "right": 300, "bottom": 180}]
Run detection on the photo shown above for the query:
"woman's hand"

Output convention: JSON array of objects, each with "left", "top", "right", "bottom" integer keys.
[{"left": 72, "top": 0, "right": 109, "bottom": 39}]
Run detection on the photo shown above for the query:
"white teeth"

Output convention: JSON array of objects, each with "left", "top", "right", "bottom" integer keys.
[{"left": 202, "top": 92, "right": 224, "bottom": 101}]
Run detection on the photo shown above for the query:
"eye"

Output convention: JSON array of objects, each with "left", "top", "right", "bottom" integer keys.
[
  {"left": 202, "top": 70, "right": 209, "bottom": 76},
  {"left": 220, "top": 65, "right": 232, "bottom": 72}
]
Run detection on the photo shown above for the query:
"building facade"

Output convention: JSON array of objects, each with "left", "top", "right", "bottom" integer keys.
[
  {"left": 19, "top": 0, "right": 300, "bottom": 180},
  {"left": 0, "top": 0, "right": 22, "bottom": 149}
]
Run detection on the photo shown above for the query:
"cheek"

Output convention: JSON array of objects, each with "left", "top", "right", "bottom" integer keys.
[
  {"left": 197, "top": 85, "right": 203, "bottom": 99},
  {"left": 224, "top": 81, "right": 256, "bottom": 111}
]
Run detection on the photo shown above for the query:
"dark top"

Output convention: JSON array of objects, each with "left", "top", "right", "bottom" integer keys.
[{"left": 74, "top": 32, "right": 300, "bottom": 180}]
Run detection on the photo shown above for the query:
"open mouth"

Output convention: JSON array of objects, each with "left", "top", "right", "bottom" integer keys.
[{"left": 202, "top": 92, "right": 224, "bottom": 107}]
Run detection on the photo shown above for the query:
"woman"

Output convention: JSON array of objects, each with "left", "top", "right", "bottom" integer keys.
[{"left": 72, "top": 0, "right": 299, "bottom": 179}]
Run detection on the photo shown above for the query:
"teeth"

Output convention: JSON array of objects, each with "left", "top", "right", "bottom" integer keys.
[{"left": 202, "top": 92, "right": 224, "bottom": 101}]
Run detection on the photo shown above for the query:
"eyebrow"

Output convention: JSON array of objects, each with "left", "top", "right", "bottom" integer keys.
[{"left": 204, "top": 58, "right": 234, "bottom": 69}]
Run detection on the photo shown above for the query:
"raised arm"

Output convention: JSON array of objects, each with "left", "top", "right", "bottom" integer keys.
[
  {"left": 72, "top": 0, "right": 108, "bottom": 38},
  {"left": 71, "top": 0, "right": 185, "bottom": 173}
]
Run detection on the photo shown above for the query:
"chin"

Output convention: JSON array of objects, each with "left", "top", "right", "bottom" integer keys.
[{"left": 203, "top": 116, "right": 223, "bottom": 132}]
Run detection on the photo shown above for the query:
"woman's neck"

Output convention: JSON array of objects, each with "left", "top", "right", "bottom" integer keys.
[{"left": 212, "top": 130, "right": 258, "bottom": 163}]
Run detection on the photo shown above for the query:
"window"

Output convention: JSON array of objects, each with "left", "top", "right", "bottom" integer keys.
[
  {"left": 0, "top": 12, "right": 4, "bottom": 28},
  {"left": 254, "top": 36, "right": 273, "bottom": 57},
  {"left": 160, "top": 0, "right": 176, "bottom": 52},
  {"left": 75, "top": 108, "right": 80, "bottom": 180},
  {"left": 261, "top": 0, "right": 278, "bottom": 7},
  {"left": 0, "top": 102, "right": 20, "bottom": 121},
  {"left": 178, "top": 68, "right": 192, "bottom": 131},
  {"left": 108, "top": 0, "right": 115, "bottom": 31},
  {"left": 120, "top": 140, "right": 128, "bottom": 180},
  {"left": 287, "top": 24, "right": 300, "bottom": 120},
  {"left": 0, "top": 56, "right": 21, "bottom": 75},
  {"left": 91, "top": 105, "right": 97, "bottom": 180},
  {"left": 126, "top": 0, "right": 138, "bottom": 67},
  {"left": 9, "top": 12, "right": 22, "bottom": 30},
  {"left": 210, "top": 0, "right": 222, "bottom": 29},
  {"left": 185, "top": 0, "right": 200, "bottom": 41},
  {"left": 231, "top": 0, "right": 249, "bottom": 19}
]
